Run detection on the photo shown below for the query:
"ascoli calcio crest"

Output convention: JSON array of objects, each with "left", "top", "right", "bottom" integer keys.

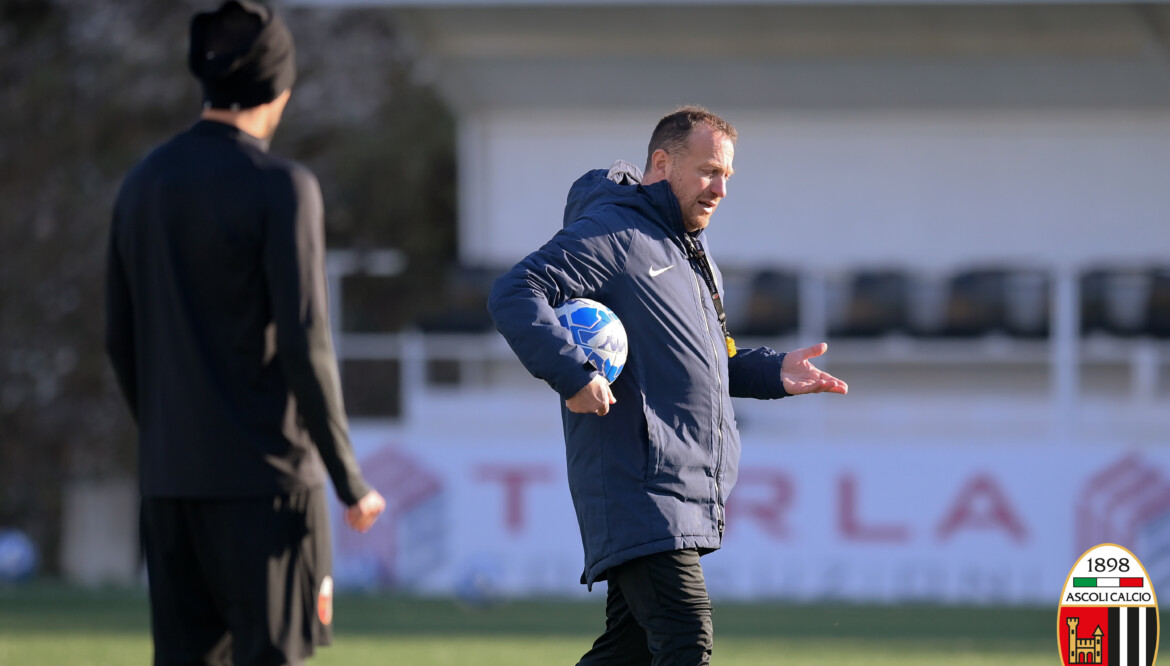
[{"left": 1060, "top": 543, "right": 1159, "bottom": 665}]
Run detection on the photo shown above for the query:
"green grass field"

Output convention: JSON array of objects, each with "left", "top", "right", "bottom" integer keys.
[{"left": 0, "top": 583, "right": 1059, "bottom": 665}]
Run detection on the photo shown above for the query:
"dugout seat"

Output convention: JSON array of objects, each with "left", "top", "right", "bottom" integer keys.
[
  {"left": 1001, "top": 269, "right": 1050, "bottom": 338},
  {"left": 830, "top": 269, "right": 911, "bottom": 338},
  {"left": 731, "top": 269, "right": 800, "bottom": 337},
  {"left": 416, "top": 265, "right": 502, "bottom": 333},
  {"left": 1146, "top": 267, "right": 1170, "bottom": 338},
  {"left": 940, "top": 267, "right": 1049, "bottom": 338},
  {"left": 1080, "top": 267, "right": 1153, "bottom": 337}
]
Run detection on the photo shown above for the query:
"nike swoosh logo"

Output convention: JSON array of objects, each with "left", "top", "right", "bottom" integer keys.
[{"left": 649, "top": 265, "right": 675, "bottom": 277}]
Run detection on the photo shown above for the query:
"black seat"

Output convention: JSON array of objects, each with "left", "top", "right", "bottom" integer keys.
[
  {"left": 832, "top": 269, "right": 910, "bottom": 337},
  {"left": 942, "top": 269, "right": 1009, "bottom": 337},
  {"left": 1147, "top": 267, "right": 1170, "bottom": 338},
  {"left": 1081, "top": 267, "right": 1152, "bottom": 337},
  {"left": 1001, "top": 269, "right": 1049, "bottom": 338},
  {"left": 734, "top": 269, "right": 799, "bottom": 337},
  {"left": 416, "top": 265, "right": 502, "bottom": 333}
]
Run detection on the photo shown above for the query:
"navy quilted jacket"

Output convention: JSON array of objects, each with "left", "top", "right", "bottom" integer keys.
[{"left": 488, "top": 169, "right": 789, "bottom": 586}]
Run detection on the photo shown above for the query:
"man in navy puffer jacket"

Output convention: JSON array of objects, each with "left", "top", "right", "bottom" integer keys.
[{"left": 488, "top": 106, "right": 847, "bottom": 665}]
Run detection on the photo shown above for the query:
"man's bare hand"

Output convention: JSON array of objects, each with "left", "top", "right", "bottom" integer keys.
[
  {"left": 781, "top": 343, "right": 849, "bottom": 396},
  {"left": 565, "top": 375, "right": 616, "bottom": 416},
  {"left": 345, "top": 489, "right": 386, "bottom": 533}
]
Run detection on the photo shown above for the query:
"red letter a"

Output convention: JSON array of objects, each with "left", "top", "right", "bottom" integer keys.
[{"left": 936, "top": 474, "right": 1027, "bottom": 542}]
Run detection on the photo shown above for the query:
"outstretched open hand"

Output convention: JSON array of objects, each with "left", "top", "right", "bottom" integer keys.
[{"left": 781, "top": 343, "right": 849, "bottom": 396}]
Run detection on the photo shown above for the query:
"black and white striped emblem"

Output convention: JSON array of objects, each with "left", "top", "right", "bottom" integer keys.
[
  {"left": 1105, "top": 607, "right": 1158, "bottom": 666},
  {"left": 1060, "top": 544, "right": 1160, "bottom": 666}
]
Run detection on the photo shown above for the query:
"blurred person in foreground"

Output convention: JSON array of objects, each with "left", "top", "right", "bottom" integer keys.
[
  {"left": 105, "top": 2, "right": 385, "bottom": 664},
  {"left": 488, "top": 106, "right": 848, "bottom": 665}
]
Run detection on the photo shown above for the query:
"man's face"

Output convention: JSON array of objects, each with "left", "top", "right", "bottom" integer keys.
[{"left": 665, "top": 124, "right": 735, "bottom": 233}]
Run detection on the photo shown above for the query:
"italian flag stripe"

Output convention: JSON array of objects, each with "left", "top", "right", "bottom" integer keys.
[{"left": 1073, "top": 577, "right": 1144, "bottom": 587}]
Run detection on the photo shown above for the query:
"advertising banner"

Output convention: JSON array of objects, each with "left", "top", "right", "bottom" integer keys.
[{"left": 334, "top": 425, "right": 1170, "bottom": 605}]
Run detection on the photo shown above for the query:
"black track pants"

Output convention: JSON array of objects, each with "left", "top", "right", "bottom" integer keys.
[{"left": 577, "top": 548, "right": 713, "bottom": 666}]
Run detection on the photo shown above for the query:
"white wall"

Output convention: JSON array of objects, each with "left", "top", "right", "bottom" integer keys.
[{"left": 461, "top": 109, "right": 1170, "bottom": 272}]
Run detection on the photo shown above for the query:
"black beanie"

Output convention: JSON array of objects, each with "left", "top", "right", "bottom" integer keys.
[{"left": 188, "top": 1, "right": 296, "bottom": 110}]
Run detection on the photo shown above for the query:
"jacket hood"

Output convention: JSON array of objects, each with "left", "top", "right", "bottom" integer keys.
[{"left": 562, "top": 169, "right": 684, "bottom": 238}]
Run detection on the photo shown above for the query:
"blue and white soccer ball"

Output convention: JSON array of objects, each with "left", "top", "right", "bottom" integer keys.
[
  {"left": 554, "top": 298, "right": 628, "bottom": 384},
  {"left": 0, "top": 529, "right": 38, "bottom": 583},
  {"left": 454, "top": 559, "right": 505, "bottom": 609}
]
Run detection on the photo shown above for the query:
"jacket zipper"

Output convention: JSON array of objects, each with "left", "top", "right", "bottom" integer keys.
[{"left": 685, "top": 240, "right": 727, "bottom": 537}]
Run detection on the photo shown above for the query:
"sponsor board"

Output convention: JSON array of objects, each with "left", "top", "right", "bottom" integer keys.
[{"left": 333, "top": 425, "right": 1170, "bottom": 605}]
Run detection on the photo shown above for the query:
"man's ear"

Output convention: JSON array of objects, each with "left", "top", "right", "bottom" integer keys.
[{"left": 650, "top": 148, "right": 670, "bottom": 177}]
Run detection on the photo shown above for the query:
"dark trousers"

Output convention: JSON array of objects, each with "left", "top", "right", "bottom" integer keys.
[{"left": 577, "top": 548, "right": 713, "bottom": 666}]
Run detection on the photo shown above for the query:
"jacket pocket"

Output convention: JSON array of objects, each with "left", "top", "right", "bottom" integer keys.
[{"left": 642, "top": 406, "right": 666, "bottom": 480}]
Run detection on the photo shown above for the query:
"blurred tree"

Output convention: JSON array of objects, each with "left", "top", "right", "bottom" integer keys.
[
  {"left": 282, "top": 7, "right": 458, "bottom": 332},
  {"left": 0, "top": 0, "right": 456, "bottom": 572}
]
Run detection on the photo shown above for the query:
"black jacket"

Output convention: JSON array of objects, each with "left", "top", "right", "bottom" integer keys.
[{"left": 106, "top": 120, "right": 370, "bottom": 504}]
